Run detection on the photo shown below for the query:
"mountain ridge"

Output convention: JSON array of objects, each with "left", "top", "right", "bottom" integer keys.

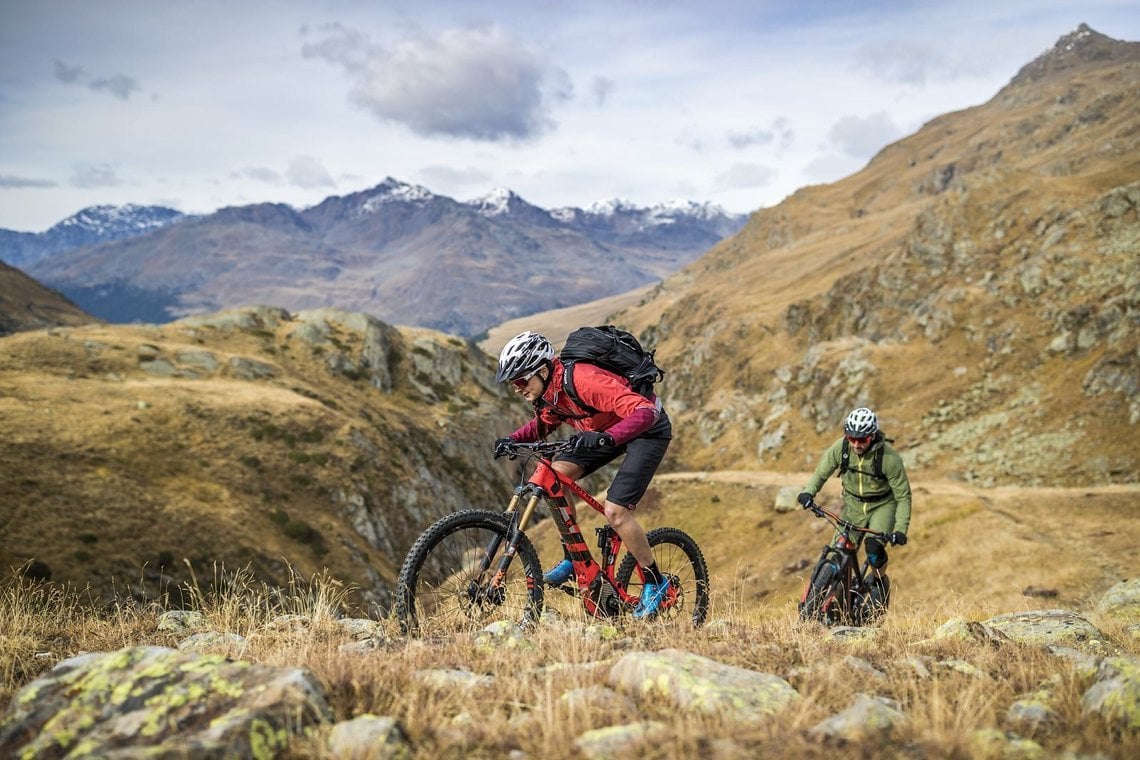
[
  {"left": 8, "top": 181, "right": 745, "bottom": 337},
  {"left": 542, "top": 23, "right": 1140, "bottom": 488}
]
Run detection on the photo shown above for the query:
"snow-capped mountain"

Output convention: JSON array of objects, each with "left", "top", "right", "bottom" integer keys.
[
  {"left": 0, "top": 204, "right": 186, "bottom": 269},
  {"left": 359, "top": 178, "right": 436, "bottom": 213},
  {"left": 465, "top": 187, "right": 518, "bottom": 217},
  {"left": 9, "top": 180, "right": 747, "bottom": 335}
]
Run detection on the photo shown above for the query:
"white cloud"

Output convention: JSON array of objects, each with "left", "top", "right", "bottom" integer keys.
[
  {"left": 715, "top": 163, "right": 778, "bottom": 190},
  {"left": 592, "top": 76, "right": 615, "bottom": 107},
  {"left": 285, "top": 156, "right": 336, "bottom": 189},
  {"left": 0, "top": 175, "right": 57, "bottom": 188},
  {"left": 53, "top": 59, "right": 140, "bottom": 100},
  {"left": 234, "top": 166, "right": 283, "bottom": 184},
  {"left": 70, "top": 164, "right": 121, "bottom": 188},
  {"left": 827, "top": 112, "right": 905, "bottom": 160},
  {"left": 89, "top": 74, "right": 141, "bottom": 100},
  {"left": 304, "top": 23, "right": 572, "bottom": 142},
  {"left": 53, "top": 59, "right": 84, "bottom": 84},
  {"left": 727, "top": 118, "right": 794, "bottom": 153}
]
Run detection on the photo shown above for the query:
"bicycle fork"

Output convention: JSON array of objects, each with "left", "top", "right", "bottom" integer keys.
[{"left": 469, "top": 487, "right": 541, "bottom": 604}]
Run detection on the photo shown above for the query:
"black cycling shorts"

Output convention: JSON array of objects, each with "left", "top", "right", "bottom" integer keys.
[{"left": 554, "top": 414, "right": 672, "bottom": 509}]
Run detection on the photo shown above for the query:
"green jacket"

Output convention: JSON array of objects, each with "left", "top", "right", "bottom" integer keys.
[{"left": 803, "top": 435, "right": 912, "bottom": 534}]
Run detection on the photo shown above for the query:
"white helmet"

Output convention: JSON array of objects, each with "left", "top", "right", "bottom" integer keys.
[
  {"left": 844, "top": 407, "right": 879, "bottom": 437},
  {"left": 495, "top": 331, "right": 554, "bottom": 383}
]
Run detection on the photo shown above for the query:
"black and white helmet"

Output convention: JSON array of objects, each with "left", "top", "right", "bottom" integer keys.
[
  {"left": 495, "top": 331, "right": 554, "bottom": 383},
  {"left": 844, "top": 407, "right": 879, "bottom": 437}
]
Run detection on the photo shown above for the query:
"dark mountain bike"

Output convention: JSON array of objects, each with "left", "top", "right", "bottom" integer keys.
[
  {"left": 798, "top": 499, "right": 893, "bottom": 627},
  {"left": 395, "top": 439, "right": 709, "bottom": 637}
]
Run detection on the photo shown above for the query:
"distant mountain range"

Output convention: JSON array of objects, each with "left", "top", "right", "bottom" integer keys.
[
  {"left": 0, "top": 204, "right": 187, "bottom": 269},
  {"left": 1, "top": 185, "right": 745, "bottom": 336}
]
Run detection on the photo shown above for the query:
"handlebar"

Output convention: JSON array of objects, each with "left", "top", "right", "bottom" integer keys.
[
  {"left": 494, "top": 438, "right": 576, "bottom": 461},
  {"left": 803, "top": 499, "right": 894, "bottom": 544}
]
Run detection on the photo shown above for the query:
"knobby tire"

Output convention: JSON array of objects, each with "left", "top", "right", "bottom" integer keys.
[
  {"left": 799, "top": 559, "right": 842, "bottom": 625},
  {"left": 616, "top": 526, "right": 710, "bottom": 627},
  {"left": 395, "top": 509, "right": 544, "bottom": 637}
]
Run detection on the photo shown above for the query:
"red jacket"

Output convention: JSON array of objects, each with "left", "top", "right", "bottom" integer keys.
[{"left": 510, "top": 358, "right": 660, "bottom": 446}]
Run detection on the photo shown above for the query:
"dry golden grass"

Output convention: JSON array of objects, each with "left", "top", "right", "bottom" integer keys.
[
  {"left": 2, "top": 565, "right": 1137, "bottom": 759},
  {"left": 3, "top": 473, "right": 1137, "bottom": 758}
]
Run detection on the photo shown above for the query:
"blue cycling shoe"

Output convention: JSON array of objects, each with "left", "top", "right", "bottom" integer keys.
[
  {"left": 633, "top": 578, "right": 671, "bottom": 619},
  {"left": 543, "top": 559, "right": 574, "bottom": 586}
]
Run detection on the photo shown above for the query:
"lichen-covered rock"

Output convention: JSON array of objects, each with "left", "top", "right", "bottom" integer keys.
[
  {"left": 0, "top": 646, "right": 332, "bottom": 759},
  {"left": 1081, "top": 655, "right": 1140, "bottom": 733},
  {"left": 983, "top": 609, "right": 1111, "bottom": 654},
  {"left": 607, "top": 648, "right": 799, "bottom": 724},
  {"left": 559, "top": 685, "right": 638, "bottom": 715},
  {"left": 1007, "top": 675, "right": 1063, "bottom": 733},
  {"left": 573, "top": 720, "right": 668, "bottom": 759},
  {"left": 1096, "top": 578, "right": 1140, "bottom": 625},
  {"left": 412, "top": 667, "right": 495, "bottom": 692},
  {"left": 925, "top": 616, "right": 1009, "bottom": 646},
  {"left": 326, "top": 714, "right": 412, "bottom": 760},
  {"left": 809, "top": 693, "right": 907, "bottom": 741},
  {"left": 969, "top": 728, "right": 1045, "bottom": 759},
  {"left": 157, "top": 609, "right": 208, "bottom": 634}
]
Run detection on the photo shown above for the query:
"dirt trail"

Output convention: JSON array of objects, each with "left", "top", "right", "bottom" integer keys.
[
  {"left": 656, "top": 469, "right": 1140, "bottom": 604},
  {"left": 656, "top": 470, "right": 1140, "bottom": 499}
]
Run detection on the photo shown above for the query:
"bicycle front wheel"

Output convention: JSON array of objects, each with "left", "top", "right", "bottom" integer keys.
[
  {"left": 799, "top": 554, "right": 843, "bottom": 626},
  {"left": 616, "top": 526, "right": 710, "bottom": 627},
  {"left": 395, "top": 509, "right": 544, "bottom": 637}
]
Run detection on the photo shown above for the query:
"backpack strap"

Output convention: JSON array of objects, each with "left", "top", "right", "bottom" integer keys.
[
  {"left": 838, "top": 435, "right": 887, "bottom": 479},
  {"left": 560, "top": 361, "right": 599, "bottom": 415}
]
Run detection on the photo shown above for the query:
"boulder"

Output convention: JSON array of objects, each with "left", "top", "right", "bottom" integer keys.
[
  {"left": 607, "top": 648, "right": 799, "bottom": 725},
  {"left": 0, "top": 646, "right": 331, "bottom": 758}
]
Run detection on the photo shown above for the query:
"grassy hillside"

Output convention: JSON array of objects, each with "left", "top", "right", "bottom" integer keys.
[
  {"left": 604, "top": 27, "right": 1139, "bottom": 487},
  {"left": 0, "top": 308, "right": 521, "bottom": 608}
]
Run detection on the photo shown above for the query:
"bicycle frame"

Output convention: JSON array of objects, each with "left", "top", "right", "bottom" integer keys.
[
  {"left": 498, "top": 444, "right": 642, "bottom": 617},
  {"left": 800, "top": 502, "right": 891, "bottom": 626}
]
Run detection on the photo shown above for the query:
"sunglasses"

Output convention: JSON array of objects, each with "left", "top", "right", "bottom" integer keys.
[
  {"left": 511, "top": 367, "right": 542, "bottom": 389},
  {"left": 845, "top": 434, "right": 873, "bottom": 444}
]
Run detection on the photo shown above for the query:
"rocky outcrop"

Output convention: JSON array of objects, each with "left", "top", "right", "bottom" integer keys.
[{"left": 0, "top": 646, "right": 332, "bottom": 758}]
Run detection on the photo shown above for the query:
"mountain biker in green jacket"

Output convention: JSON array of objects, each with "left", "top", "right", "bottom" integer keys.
[
  {"left": 797, "top": 407, "right": 912, "bottom": 571},
  {"left": 493, "top": 330, "right": 673, "bottom": 619}
]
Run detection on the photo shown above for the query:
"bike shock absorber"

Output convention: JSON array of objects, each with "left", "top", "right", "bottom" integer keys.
[{"left": 596, "top": 525, "right": 616, "bottom": 568}]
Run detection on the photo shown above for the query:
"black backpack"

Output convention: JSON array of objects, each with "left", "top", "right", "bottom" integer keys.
[{"left": 559, "top": 325, "right": 665, "bottom": 414}]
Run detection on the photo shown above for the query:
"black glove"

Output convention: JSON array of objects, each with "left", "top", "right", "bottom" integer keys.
[
  {"left": 573, "top": 431, "right": 614, "bottom": 451},
  {"left": 797, "top": 492, "right": 814, "bottom": 509},
  {"left": 493, "top": 437, "right": 513, "bottom": 459},
  {"left": 890, "top": 531, "right": 907, "bottom": 546}
]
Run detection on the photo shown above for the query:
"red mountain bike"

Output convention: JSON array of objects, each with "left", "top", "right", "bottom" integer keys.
[
  {"left": 395, "top": 439, "right": 709, "bottom": 637},
  {"left": 798, "top": 499, "right": 893, "bottom": 627}
]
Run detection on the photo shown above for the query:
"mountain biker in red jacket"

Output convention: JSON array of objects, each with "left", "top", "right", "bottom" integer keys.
[{"left": 494, "top": 331, "right": 673, "bottom": 619}]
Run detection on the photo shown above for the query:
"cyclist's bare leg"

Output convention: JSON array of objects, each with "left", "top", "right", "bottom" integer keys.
[
  {"left": 553, "top": 460, "right": 656, "bottom": 570},
  {"left": 603, "top": 500, "right": 655, "bottom": 570}
]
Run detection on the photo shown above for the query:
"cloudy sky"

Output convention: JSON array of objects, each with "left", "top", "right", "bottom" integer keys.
[{"left": 1, "top": 1, "right": 1137, "bottom": 232}]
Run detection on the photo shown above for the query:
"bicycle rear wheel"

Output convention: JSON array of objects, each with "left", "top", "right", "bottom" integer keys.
[
  {"left": 859, "top": 573, "right": 891, "bottom": 625},
  {"left": 395, "top": 509, "right": 544, "bottom": 637},
  {"left": 616, "top": 526, "right": 710, "bottom": 626}
]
